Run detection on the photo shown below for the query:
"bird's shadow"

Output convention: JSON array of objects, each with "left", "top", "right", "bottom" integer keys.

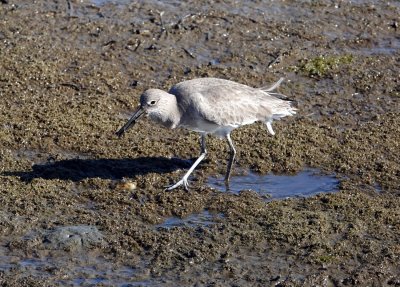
[{"left": 2, "top": 157, "right": 192, "bottom": 183}]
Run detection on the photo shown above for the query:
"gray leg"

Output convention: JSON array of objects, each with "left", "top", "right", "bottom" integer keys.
[
  {"left": 225, "top": 133, "right": 236, "bottom": 182},
  {"left": 200, "top": 133, "right": 206, "bottom": 154},
  {"left": 166, "top": 134, "right": 207, "bottom": 191}
]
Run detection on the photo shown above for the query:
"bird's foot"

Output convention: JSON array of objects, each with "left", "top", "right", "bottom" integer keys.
[{"left": 165, "top": 176, "right": 190, "bottom": 191}]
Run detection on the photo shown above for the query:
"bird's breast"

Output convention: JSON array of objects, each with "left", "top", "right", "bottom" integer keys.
[{"left": 179, "top": 117, "right": 235, "bottom": 137}]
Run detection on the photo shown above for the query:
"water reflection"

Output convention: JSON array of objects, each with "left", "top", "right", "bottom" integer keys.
[{"left": 208, "top": 169, "right": 339, "bottom": 200}]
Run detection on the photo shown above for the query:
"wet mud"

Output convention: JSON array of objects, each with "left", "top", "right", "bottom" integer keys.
[{"left": 0, "top": 0, "right": 399, "bottom": 286}]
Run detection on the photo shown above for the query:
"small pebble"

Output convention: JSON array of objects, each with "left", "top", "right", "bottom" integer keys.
[{"left": 115, "top": 180, "right": 137, "bottom": 191}]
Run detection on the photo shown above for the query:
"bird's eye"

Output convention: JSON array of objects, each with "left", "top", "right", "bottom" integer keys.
[{"left": 149, "top": 100, "right": 156, "bottom": 105}]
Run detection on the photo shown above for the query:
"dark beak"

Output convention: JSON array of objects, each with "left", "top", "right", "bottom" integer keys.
[{"left": 115, "top": 106, "right": 145, "bottom": 137}]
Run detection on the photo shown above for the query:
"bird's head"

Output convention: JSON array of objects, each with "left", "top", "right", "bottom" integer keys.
[
  {"left": 139, "top": 89, "right": 164, "bottom": 115},
  {"left": 115, "top": 89, "right": 176, "bottom": 137}
]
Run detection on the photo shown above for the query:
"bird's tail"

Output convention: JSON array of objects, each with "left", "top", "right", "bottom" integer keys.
[
  {"left": 260, "top": 77, "right": 285, "bottom": 93},
  {"left": 265, "top": 104, "right": 297, "bottom": 135},
  {"left": 259, "top": 78, "right": 297, "bottom": 135}
]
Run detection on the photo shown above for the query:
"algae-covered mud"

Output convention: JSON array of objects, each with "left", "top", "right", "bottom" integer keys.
[{"left": 0, "top": 0, "right": 399, "bottom": 285}]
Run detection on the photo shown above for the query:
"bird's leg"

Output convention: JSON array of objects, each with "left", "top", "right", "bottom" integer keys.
[
  {"left": 225, "top": 134, "right": 236, "bottom": 183},
  {"left": 166, "top": 134, "right": 207, "bottom": 191}
]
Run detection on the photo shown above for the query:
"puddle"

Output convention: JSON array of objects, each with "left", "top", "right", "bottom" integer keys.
[
  {"left": 90, "top": 0, "right": 310, "bottom": 18},
  {"left": 57, "top": 262, "right": 138, "bottom": 287},
  {"left": 0, "top": 227, "right": 151, "bottom": 286},
  {"left": 156, "top": 210, "right": 224, "bottom": 229},
  {"left": 0, "top": 247, "right": 148, "bottom": 286},
  {"left": 208, "top": 169, "right": 340, "bottom": 200},
  {"left": 91, "top": 0, "right": 131, "bottom": 6}
]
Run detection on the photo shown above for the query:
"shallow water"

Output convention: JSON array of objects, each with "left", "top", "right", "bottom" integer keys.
[
  {"left": 0, "top": 246, "right": 143, "bottom": 286},
  {"left": 156, "top": 210, "right": 224, "bottom": 229},
  {"left": 156, "top": 170, "right": 339, "bottom": 229},
  {"left": 208, "top": 169, "right": 340, "bottom": 200}
]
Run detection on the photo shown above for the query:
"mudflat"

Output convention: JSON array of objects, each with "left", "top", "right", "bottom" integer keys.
[{"left": 0, "top": 1, "right": 399, "bottom": 285}]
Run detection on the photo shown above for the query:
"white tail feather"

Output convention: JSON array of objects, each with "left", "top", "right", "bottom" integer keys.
[
  {"left": 266, "top": 122, "right": 275, "bottom": 135},
  {"left": 261, "top": 78, "right": 296, "bottom": 136},
  {"left": 260, "top": 77, "right": 285, "bottom": 92}
]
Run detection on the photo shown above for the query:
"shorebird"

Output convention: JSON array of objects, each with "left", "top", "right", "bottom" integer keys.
[{"left": 116, "top": 77, "right": 296, "bottom": 190}]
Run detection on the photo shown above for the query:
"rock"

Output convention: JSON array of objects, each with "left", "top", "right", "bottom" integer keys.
[{"left": 44, "top": 225, "right": 105, "bottom": 251}]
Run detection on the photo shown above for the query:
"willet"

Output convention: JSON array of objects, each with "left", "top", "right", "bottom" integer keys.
[{"left": 116, "top": 77, "right": 296, "bottom": 191}]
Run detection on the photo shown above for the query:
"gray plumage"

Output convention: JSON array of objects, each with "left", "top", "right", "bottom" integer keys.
[{"left": 116, "top": 77, "right": 296, "bottom": 190}]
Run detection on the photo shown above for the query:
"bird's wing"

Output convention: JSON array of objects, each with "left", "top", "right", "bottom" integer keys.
[
  {"left": 200, "top": 85, "right": 267, "bottom": 127},
  {"left": 170, "top": 77, "right": 295, "bottom": 128},
  {"left": 171, "top": 81, "right": 272, "bottom": 127}
]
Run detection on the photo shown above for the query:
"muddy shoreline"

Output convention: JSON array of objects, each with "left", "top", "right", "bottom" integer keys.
[{"left": 0, "top": 0, "right": 399, "bottom": 286}]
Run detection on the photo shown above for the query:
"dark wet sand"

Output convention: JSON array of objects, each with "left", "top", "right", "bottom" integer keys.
[{"left": 0, "top": 0, "right": 399, "bottom": 285}]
